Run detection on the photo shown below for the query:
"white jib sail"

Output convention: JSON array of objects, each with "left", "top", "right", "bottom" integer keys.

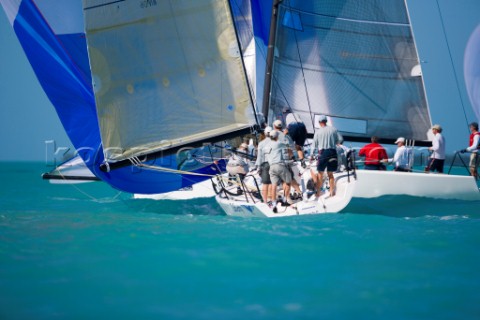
[{"left": 83, "top": 0, "right": 256, "bottom": 161}]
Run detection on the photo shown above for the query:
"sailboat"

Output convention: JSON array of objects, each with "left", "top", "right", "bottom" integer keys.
[
  {"left": 1, "top": 0, "right": 257, "bottom": 195},
  {"left": 214, "top": 0, "right": 360, "bottom": 217},
  {"left": 214, "top": 0, "right": 480, "bottom": 217},
  {"left": 42, "top": 154, "right": 100, "bottom": 184},
  {"left": 2, "top": 0, "right": 478, "bottom": 211},
  {"left": 80, "top": 0, "right": 263, "bottom": 195},
  {"left": 249, "top": 0, "right": 480, "bottom": 202}
]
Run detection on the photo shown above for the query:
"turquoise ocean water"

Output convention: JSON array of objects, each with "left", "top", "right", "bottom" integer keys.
[{"left": 1, "top": 162, "right": 479, "bottom": 319}]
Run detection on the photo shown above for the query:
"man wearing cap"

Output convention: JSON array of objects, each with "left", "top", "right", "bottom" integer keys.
[
  {"left": 309, "top": 115, "right": 343, "bottom": 198},
  {"left": 226, "top": 142, "right": 250, "bottom": 179},
  {"left": 268, "top": 130, "right": 294, "bottom": 208},
  {"left": 272, "top": 120, "right": 302, "bottom": 196},
  {"left": 272, "top": 119, "right": 291, "bottom": 150},
  {"left": 425, "top": 124, "right": 445, "bottom": 173},
  {"left": 389, "top": 137, "right": 411, "bottom": 172},
  {"left": 256, "top": 126, "right": 273, "bottom": 203},
  {"left": 461, "top": 122, "right": 480, "bottom": 179}
]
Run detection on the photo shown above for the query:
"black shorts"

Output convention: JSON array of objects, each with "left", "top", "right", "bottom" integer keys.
[
  {"left": 259, "top": 162, "right": 271, "bottom": 184},
  {"left": 425, "top": 158, "right": 444, "bottom": 173},
  {"left": 317, "top": 149, "right": 338, "bottom": 172}
]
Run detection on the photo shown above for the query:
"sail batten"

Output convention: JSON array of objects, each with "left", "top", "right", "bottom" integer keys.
[{"left": 83, "top": 0, "right": 257, "bottom": 162}]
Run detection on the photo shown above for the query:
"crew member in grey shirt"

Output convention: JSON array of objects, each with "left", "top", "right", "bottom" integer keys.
[
  {"left": 268, "top": 130, "right": 293, "bottom": 208},
  {"left": 310, "top": 115, "right": 342, "bottom": 198},
  {"left": 256, "top": 126, "right": 273, "bottom": 203}
]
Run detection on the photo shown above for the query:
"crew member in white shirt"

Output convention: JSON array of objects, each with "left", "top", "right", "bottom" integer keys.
[
  {"left": 425, "top": 124, "right": 445, "bottom": 173},
  {"left": 389, "top": 137, "right": 411, "bottom": 172}
]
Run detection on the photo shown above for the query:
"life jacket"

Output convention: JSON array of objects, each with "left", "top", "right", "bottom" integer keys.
[{"left": 469, "top": 132, "right": 480, "bottom": 149}]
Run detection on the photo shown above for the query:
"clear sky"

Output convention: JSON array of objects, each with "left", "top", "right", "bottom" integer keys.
[
  {"left": 0, "top": 6, "right": 72, "bottom": 162},
  {"left": 0, "top": 0, "right": 479, "bottom": 162}
]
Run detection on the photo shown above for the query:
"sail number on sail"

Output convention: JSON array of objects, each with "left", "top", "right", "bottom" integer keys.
[{"left": 140, "top": 0, "right": 157, "bottom": 9}]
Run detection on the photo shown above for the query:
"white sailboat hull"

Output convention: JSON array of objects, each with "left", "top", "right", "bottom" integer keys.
[
  {"left": 216, "top": 172, "right": 356, "bottom": 218},
  {"left": 134, "top": 168, "right": 480, "bottom": 202},
  {"left": 354, "top": 170, "right": 480, "bottom": 201}
]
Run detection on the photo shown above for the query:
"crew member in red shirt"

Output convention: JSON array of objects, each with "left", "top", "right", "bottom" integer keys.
[
  {"left": 358, "top": 136, "right": 388, "bottom": 170},
  {"left": 461, "top": 122, "right": 480, "bottom": 179}
]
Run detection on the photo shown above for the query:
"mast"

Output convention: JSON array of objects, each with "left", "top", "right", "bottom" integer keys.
[{"left": 261, "top": 0, "right": 283, "bottom": 122}]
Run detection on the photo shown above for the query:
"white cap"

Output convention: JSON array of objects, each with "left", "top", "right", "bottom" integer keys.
[
  {"left": 273, "top": 119, "right": 282, "bottom": 128},
  {"left": 394, "top": 137, "right": 405, "bottom": 144},
  {"left": 270, "top": 130, "right": 279, "bottom": 139},
  {"left": 264, "top": 126, "right": 273, "bottom": 135},
  {"left": 318, "top": 115, "right": 327, "bottom": 122}
]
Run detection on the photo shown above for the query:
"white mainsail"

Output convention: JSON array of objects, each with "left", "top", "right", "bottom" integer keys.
[
  {"left": 83, "top": 0, "right": 257, "bottom": 161},
  {"left": 268, "top": 0, "right": 432, "bottom": 141}
]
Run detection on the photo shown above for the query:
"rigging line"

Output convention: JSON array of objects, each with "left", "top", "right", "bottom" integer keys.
[
  {"left": 228, "top": 0, "right": 270, "bottom": 70},
  {"left": 84, "top": 0, "right": 126, "bottom": 11},
  {"left": 176, "top": 148, "right": 201, "bottom": 170},
  {"left": 435, "top": 0, "right": 469, "bottom": 131},
  {"left": 266, "top": 2, "right": 387, "bottom": 126},
  {"left": 227, "top": 0, "right": 281, "bottom": 89},
  {"left": 226, "top": 0, "right": 260, "bottom": 126},
  {"left": 56, "top": 166, "right": 123, "bottom": 202},
  {"left": 195, "top": 158, "right": 225, "bottom": 165},
  {"left": 137, "top": 163, "right": 218, "bottom": 177},
  {"left": 284, "top": 0, "right": 316, "bottom": 132},
  {"left": 319, "top": 54, "right": 386, "bottom": 114},
  {"left": 137, "top": 163, "right": 248, "bottom": 188},
  {"left": 213, "top": 143, "right": 257, "bottom": 160},
  {"left": 229, "top": 0, "right": 260, "bottom": 109},
  {"left": 195, "top": 154, "right": 228, "bottom": 161},
  {"left": 206, "top": 144, "right": 215, "bottom": 164}
]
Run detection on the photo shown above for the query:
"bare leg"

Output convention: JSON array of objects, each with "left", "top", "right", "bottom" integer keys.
[
  {"left": 310, "top": 169, "right": 318, "bottom": 185},
  {"left": 271, "top": 183, "right": 277, "bottom": 204},
  {"left": 261, "top": 184, "right": 270, "bottom": 203},
  {"left": 284, "top": 183, "right": 292, "bottom": 203},
  {"left": 327, "top": 171, "right": 335, "bottom": 196},
  {"left": 291, "top": 179, "right": 302, "bottom": 194},
  {"left": 470, "top": 154, "right": 479, "bottom": 179},
  {"left": 315, "top": 172, "right": 324, "bottom": 198},
  {"left": 470, "top": 165, "right": 478, "bottom": 179}
]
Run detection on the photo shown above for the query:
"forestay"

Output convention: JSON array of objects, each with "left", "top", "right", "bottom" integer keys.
[
  {"left": 83, "top": 0, "right": 257, "bottom": 161},
  {"left": 267, "top": 0, "right": 432, "bottom": 141}
]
